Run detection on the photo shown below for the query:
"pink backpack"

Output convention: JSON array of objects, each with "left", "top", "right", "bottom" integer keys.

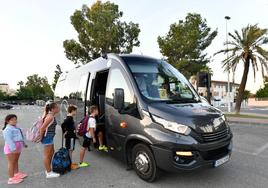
[
  {"left": 26, "top": 118, "right": 44, "bottom": 143},
  {"left": 77, "top": 115, "right": 89, "bottom": 136}
]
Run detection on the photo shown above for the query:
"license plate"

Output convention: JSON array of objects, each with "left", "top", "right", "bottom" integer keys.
[{"left": 214, "top": 155, "right": 230, "bottom": 167}]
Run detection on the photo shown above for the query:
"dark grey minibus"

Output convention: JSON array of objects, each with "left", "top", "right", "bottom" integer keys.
[{"left": 54, "top": 54, "right": 233, "bottom": 182}]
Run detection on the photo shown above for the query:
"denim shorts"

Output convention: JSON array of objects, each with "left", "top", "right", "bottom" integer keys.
[{"left": 41, "top": 134, "right": 55, "bottom": 145}]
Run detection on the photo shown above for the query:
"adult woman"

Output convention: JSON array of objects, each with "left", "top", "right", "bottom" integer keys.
[{"left": 40, "top": 102, "right": 60, "bottom": 178}]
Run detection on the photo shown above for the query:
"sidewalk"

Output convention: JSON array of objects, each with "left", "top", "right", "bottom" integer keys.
[{"left": 227, "top": 115, "right": 268, "bottom": 125}]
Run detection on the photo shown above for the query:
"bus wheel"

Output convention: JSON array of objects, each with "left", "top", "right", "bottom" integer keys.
[{"left": 132, "top": 144, "right": 158, "bottom": 182}]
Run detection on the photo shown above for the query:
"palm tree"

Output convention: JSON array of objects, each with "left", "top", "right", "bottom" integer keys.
[{"left": 215, "top": 24, "right": 268, "bottom": 114}]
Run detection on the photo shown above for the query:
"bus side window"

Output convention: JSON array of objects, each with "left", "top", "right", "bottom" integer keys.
[
  {"left": 106, "top": 68, "right": 136, "bottom": 114},
  {"left": 78, "top": 73, "right": 90, "bottom": 101}
]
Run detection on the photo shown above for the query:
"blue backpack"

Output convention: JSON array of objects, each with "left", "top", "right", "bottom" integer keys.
[{"left": 52, "top": 133, "right": 71, "bottom": 174}]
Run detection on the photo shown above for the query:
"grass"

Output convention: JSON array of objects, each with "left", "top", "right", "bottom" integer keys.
[{"left": 225, "top": 113, "right": 268, "bottom": 119}]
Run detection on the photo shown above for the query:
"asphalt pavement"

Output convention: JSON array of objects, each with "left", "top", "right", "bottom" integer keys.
[{"left": 0, "top": 105, "right": 268, "bottom": 188}]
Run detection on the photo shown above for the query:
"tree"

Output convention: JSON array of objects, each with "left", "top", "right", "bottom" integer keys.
[
  {"left": 0, "top": 90, "right": 7, "bottom": 100},
  {"left": 264, "top": 76, "right": 268, "bottom": 84},
  {"left": 158, "top": 13, "right": 217, "bottom": 78},
  {"left": 52, "top": 64, "right": 63, "bottom": 90},
  {"left": 16, "top": 74, "right": 54, "bottom": 100},
  {"left": 258, "top": 76, "right": 268, "bottom": 98},
  {"left": 16, "top": 86, "right": 33, "bottom": 100},
  {"left": 256, "top": 84, "right": 268, "bottom": 98},
  {"left": 63, "top": 1, "right": 140, "bottom": 64},
  {"left": 243, "top": 90, "right": 251, "bottom": 100},
  {"left": 215, "top": 25, "right": 268, "bottom": 113}
]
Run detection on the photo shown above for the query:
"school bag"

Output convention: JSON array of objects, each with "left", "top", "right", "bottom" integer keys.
[
  {"left": 52, "top": 133, "right": 71, "bottom": 174},
  {"left": 26, "top": 118, "right": 44, "bottom": 143},
  {"left": 77, "top": 115, "right": 89, "bottom": 136}
]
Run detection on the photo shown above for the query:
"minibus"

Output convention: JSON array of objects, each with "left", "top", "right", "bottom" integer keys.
[{"left": 54, "top": 54, "right": 233, "bottom": 182}]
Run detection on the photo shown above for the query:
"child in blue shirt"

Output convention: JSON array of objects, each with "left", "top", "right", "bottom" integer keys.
[{"left": 3, "top": 114, "right": 27, "bottom": 185}]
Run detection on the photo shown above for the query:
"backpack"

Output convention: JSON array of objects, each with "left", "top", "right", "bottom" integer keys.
[
  {"left": 52, "top": 130, "right": 71, "bottom": 174},
  {"left": 52, "top": 147, "right": 71, "bottom": 174},
  {"left": 26, "top": 118, "right": 44, "bottom": 143},
  {"left": 77, "top": 115, "right": 89, "bottom": 136}
]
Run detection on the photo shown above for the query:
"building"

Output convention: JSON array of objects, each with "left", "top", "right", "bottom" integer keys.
[
  {"left": 0, "top": 83, "right": 9, "bottom": 93},
  {"left": 189, "top": 77, "right": 240, "bottom": 105},
  {"left": 211, "top": 80, "right": 240, "bottom": 101},
  {"left": 0, "top": 83, "right": 16, "bottom": 96}
]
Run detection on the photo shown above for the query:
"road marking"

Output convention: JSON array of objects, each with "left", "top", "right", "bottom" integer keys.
[
  {"left": 232, "top": 148, "right": 256, "bottom": 156},
  {"left": 255, "top": 142, "right": 268, "bottom": 155}
]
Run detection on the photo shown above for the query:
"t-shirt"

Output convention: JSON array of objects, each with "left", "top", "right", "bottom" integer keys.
[
  {"left": 61, "top": 116, "right": 76, "bottom": 139},
  {"left": 85, "top": 117, "right": 96, "bottom": 138}
]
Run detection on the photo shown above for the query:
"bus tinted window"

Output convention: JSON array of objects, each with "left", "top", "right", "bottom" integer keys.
[{"left": 106, "top": 68, "right": 134, "bottom": 109}]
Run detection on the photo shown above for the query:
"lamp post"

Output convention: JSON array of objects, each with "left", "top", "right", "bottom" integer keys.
[{"left": 225, "top": 16, "right": 231, "bottom": 112}]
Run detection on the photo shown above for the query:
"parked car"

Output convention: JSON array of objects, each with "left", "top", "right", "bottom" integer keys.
[
  {"left": 0, "top": 102, "right": 13, "bottom": 109},
  {"left": 8, "top": 101, "right": 21, "bottom": 105},
  {"left": 36, "top": 100, "right": 46, "bottom": 106},
  {"left": 55, "top": 54, "right": 233, "bottom": 182},
  {"left": 26, "top": 101, "right": 35, "bottom": 105}
]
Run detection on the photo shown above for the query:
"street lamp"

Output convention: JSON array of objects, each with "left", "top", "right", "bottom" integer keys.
[{"left": 225, "top": 16, "right": 231, "bottom": 112}]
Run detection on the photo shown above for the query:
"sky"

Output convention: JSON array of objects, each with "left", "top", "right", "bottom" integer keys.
[{"left": 0, "top": 0, "right": 267, "bottom": 93}]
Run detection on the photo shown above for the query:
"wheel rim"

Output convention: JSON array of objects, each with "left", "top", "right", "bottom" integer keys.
[{"left": 134, "top": 151, "right": 150, "bottom": 174}]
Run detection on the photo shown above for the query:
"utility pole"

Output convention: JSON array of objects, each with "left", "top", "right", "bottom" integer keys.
[{"left": 225, "top": 16, "right": 231, "bottom": 112}]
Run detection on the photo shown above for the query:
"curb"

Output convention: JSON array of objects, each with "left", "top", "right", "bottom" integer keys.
[{"left": 227, "top": 120, "right": 268, "bottom": 126}]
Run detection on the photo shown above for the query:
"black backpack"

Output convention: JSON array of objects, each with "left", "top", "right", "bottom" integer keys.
[{"left": 52, "top": 133, "right": 71, "bottom": 174}]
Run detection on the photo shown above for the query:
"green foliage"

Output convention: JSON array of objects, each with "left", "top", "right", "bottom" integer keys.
[
  {"left": 52, "top": 64, "right": 63, "bottom": 90},
  {"left": 256, "top": 84, "right": 268, "bottom": 98},
  {"left": 0, "top": 90, "right": 7, "bottom": 100},
  {"left": 243, "top": 90, "right": 251, "bottom": 100},
  {"left": 215, "top": 24, "right": 268, "bottom": 113},
  {"left": 215, "top": 24, "right": 268, "bottom": 78},
  {"left": 16, "top": 74, "right": 53, "bottom": 100},
  {"left": 158, "top": 13, "right": 217, "bottom": 78},
  {"left": 63, "top": 1, "right": 140, "bottom": 64}
]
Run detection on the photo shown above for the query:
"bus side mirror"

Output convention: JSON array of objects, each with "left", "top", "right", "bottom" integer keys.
[{"left": 114, "top": 88, "right": 124, "bottom": 110}]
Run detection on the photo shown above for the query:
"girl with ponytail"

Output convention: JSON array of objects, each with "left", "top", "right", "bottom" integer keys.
[{"left": 40, "top": 102, "right": 61, "bottom": 178}]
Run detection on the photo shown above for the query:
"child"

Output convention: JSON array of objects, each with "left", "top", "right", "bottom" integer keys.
[
  {"left": 40, "top": 102, "right": 60, "bottom": 178},
  {"left": 3, "top": 114, "right": 27, "bottom": 185},
  {"left": 61, "top": 105, "right": 79, "bottom": 170},
  {"left": 79, "top": 105, "right": 98, "bottom": 167}
]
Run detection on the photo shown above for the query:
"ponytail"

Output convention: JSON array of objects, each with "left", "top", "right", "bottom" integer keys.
[
  {"left": 44, "top": 103, "right": 50, "bottom": 117},
  {"left": 2, "top": 122, "right": 7, "bottom": 130},
  {"left": 43, "top": 102, "right": 58, "bottom": 119}
]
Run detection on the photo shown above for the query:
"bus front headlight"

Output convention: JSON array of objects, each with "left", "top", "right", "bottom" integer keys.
[{"left": 152, "top": 115, "right": 191, "bottom": 135}]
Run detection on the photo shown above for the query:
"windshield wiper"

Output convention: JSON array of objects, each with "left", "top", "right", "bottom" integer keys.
[{"left": 166, "top": 98, "right": 199, "bottom": 104}]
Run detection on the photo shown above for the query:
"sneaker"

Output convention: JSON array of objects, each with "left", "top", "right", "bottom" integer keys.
[
  {"left": 8, "top": 177, "right": 23, "bottom": 184},
  {"left": 14, "top": 172, "right": 28, "bottom": 179},
  {"left": 71, "top": 163, "right": 79, "bottom": 170},
  {"left": 99, "top": 145, "right": 108, "bottom": 152},
  {"left": 79, "top": 162, "right": 90, "bottom": 167},
  {"left": 46, "top": 171, "right": 60, "bottom": 178}
]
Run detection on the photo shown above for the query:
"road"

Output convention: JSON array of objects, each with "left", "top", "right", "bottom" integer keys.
[
  {"left": 0, "top": 105, "right": 268, "bottom": 188},
  {"left": 218, "top": 106, "right": 268, "bottom": 116}
]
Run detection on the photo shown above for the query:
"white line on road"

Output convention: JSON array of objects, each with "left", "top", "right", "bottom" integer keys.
[
  {"left": 232, "top": 148, "right": 256, "bottom": 156},
  {"left": 255, "top": 142, "right": 268, "bottom": 155}
]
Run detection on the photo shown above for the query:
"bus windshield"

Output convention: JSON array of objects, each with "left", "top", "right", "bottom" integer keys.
[{"left": 123, "top": 57, "right": 200, "bottom": 103}]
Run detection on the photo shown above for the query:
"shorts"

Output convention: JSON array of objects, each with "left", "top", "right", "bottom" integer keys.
[
  {"left": 41, "top": 134, "right": 55, "bottom": 145},
  {"left": 82, "top": 136, "right": 92, "bottom": 148},
  {"left": 65, "top": 137, "right": 76, "bottom": 150},
  {"left": 4, "top": 142, "right": 23, "bottom": 154}
]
